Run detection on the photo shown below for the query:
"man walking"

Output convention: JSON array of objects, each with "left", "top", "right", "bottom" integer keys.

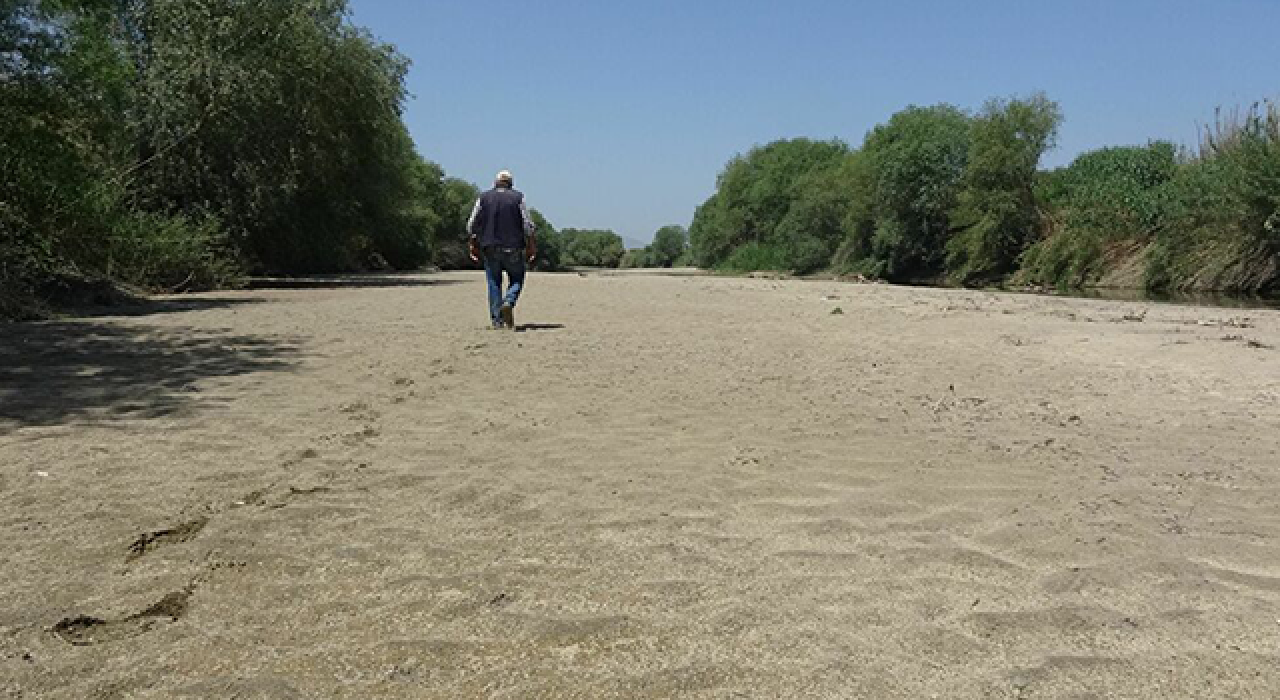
[{"left": 467, "top": 170, "right": 538, "bottom": 330}]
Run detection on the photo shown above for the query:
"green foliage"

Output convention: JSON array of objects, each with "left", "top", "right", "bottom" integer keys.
[
  {"left": 3, "top": 0, "right": 483, "bottom": 316},
  {"left": 1144, "top": 104, "right": 1280, "bottom": 293},
  {"left": 128, "top": 0, "right": 429, "bottom": 273},
  {"left": 775, "top": 168, "right": 858, "bottom": 274},
  {"left": 425, "top": 177, "right": 480, "bottom": 269},
  {"left": 618, "top": 248, "right": 651, "bottom": 269},
  {"left": 558, "top": 229, "right": 626, "bottom": 268},
  {"left": 689, "top": 93, "right": 1273, "bottom": 294},
  {"left": 1212, "top": 103, "right": 1280, "bottom": 250},
  {"left": 2, "top": 0, "right": 134, "bottom": 307},
  {"left": 946, "top": 94, "right": 1063, "bottom": 284},
  {"left": 102, "top": 211, "right": 241, "bottom": 290},
  {"left": 11, "top": 13, "right": 1276, "bottom": 317},
  {"left": 717, "top": 242, "right": 790, "bottom": 273},
  {"left": 690, "top": 138, "right": 851, "bottom": 271},
  {"left": 691, "top": 97, "right": 1065, "bottom": 283},
  {"left": 529, "top": 209, "right": 562, "bottom": 271},
  {"left": 688, "top": 193, "right": 740, "bottom": 267},
  {"left": 841, "top": 105, "right": 971, "bottom": 280},
  {"left": 3, "top": 0, "right": 232, "bottom": 305},
  {"left": 1021, "top": 143, "right": 1178, "bottom": 288},
  {"left": 649, "top": 225, "right": 688, "bottom": 267},
  {"left": 1023, "top": 103, "right": 1278, "bottom": 294}
]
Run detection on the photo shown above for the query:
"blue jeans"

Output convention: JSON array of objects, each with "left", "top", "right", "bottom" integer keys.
[{"left": 483, "top": 247, "right": 526, "bottom": 326}]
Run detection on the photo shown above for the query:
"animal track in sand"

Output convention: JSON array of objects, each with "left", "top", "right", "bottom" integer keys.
[
  {"left": 125, "top": 518, "right": 209, "bottom": 562},
  {"left": 52, "top": 586, "right": 194, "bottom": 646}
]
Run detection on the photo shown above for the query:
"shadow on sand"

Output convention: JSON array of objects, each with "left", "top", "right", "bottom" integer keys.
[
  {"left": 515, "top": 323, "right": 565, "bottom": 333},
  {"left": 68, "top": 296, "right": 270, "bottom": 318},
  {"left": 0, "top": 320, "right": 302, "bottom": 429},
  {"left": 247, "top": 273, "right": 466, "bottom": 290}
]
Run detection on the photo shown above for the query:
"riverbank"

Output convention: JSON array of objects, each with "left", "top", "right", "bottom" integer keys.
[
  {"left": 3, "top": 271, "right": 1278, "bottom": 698},
  {"left": 671, "top": 265, "right": 1280, "bottom": 311}
]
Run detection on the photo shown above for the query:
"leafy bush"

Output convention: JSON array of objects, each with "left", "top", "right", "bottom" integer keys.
[
  {"left": 947, "top": 94, "right": 1063, "bottom": 284},
  {"left": 104, "top": 212, "right": 242, "bottom": 291},
  {"left": 559, "top": 229, "right": 626, "bottom": 267},
  {"left": 1, "top": 0, "right": 127, "bottom": 313},
  {"left": 428, "top": 178, "right": 482, "bottom": 270},
  {"left": 1143, "top": 106, "right": 1280, "bottom": 294},
  {"left": 689, "top": 194, "right": 742, "bottom": 267},
  {"left": 527, "top": 209, "right": 563, "bottom": 271},
  {"left": 690, "top": 139, "right": 851, "bottom": 269},
  {"left": 1208, "top": 103, "right": 1280, "bottom": 250},
  {"left": 131, "top": 0, "right": 429, "bottom": 274},
  {"left": 775, "top": 176, "right": 856, "bottom": 274},
  {"left": 717, "top": 242, "right": 790, "bottom": 273},
  {"left": 1021, "top": 143, "right": 1178, "bottom": 288},
  {"left": 689, "top": 94, "right": 1273, "bottom": 294},
  {"left": 619, "top": 249, "right": 651, "bottom": 268},
  {"left": 649, "top": 225, "right": 688, "bottom": 267},
  {"left": 842, "top": 105, "right": 971, "bottom": 280},
  {"left": 4, "top": 0, "right": 477, "bottom": 316}
]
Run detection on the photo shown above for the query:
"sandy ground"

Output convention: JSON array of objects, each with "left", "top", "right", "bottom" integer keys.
[{"left": 2, "top": 270, "right": 1279, "bottom": 699}]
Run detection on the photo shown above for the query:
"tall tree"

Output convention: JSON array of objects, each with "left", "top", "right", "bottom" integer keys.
[
  {"left": 844, "top": 105, "right": 971, "bottom": 279},
  {"left": 690, "top": 138, "right": 850, "bottom": 269},
  {"left": 946, "top": 94, "right": 1063, "bottom": 284},
  {"left": 649, "top": 225, "right": 687, "bottom": 267},
  {"left": 1, "top": 0, "right": 143, "bottom": 310},
  {"left": 128, "top": 0, "right": 428, "bottom": 272}
]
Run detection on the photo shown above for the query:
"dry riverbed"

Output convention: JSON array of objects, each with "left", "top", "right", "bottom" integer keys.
[{"left": 2, "top": 270, "right": 1278, "bottom": 698}]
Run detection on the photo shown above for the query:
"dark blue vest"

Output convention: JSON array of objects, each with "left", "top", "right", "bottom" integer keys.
[{"left": 476, "top": 188, "right": 527, "bottom": 249}]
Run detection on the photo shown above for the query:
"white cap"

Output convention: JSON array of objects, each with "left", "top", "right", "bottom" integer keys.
[{"left": 495, "top": 170, "right": 514, "bottom": 185}]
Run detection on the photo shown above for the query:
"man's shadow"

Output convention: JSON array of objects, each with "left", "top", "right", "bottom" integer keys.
[{"left": 515, "top": 323, "right": 565, "bottom": 333}]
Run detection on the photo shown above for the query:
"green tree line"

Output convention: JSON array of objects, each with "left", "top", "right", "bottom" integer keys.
[
  {"left": 691, "top": 94, "right": 1279, "bottom": 294},
  {"left": 1, "top": 0, "right": 498, "bottom": 317},
  {"left": 540, "top": 228, "right": 626, "bottom": 268},
  {"left": 532, "top": 224, "right": 688, "bottom": 270},
  {"left": 619, "top": 225, "right": 689, "bottom": 269},
  {"left": 8, "top": 6, "right": 1273, "bottom": 321}
]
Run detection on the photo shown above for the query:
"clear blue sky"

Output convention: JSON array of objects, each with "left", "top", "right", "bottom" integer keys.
[{"left": 348, "top": 0, "right": 1278, "bottom": 247}]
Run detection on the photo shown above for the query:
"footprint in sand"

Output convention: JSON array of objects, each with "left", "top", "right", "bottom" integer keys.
[
  {"left": 234, "top": 482, "right": 336, "bottom": 510},
  {"left": 287, "top": 485, "right": 332, "bottom": 498},
  {"left": 52, "top": 587, "right": 194, "bottom": 646},
  {"left": 126, "top": 518, "right": 209, "bottom": 562}
]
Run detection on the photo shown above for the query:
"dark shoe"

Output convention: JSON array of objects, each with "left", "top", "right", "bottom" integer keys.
[{"left": 500, "top": 303, "right": 514, "bottom": 329}]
